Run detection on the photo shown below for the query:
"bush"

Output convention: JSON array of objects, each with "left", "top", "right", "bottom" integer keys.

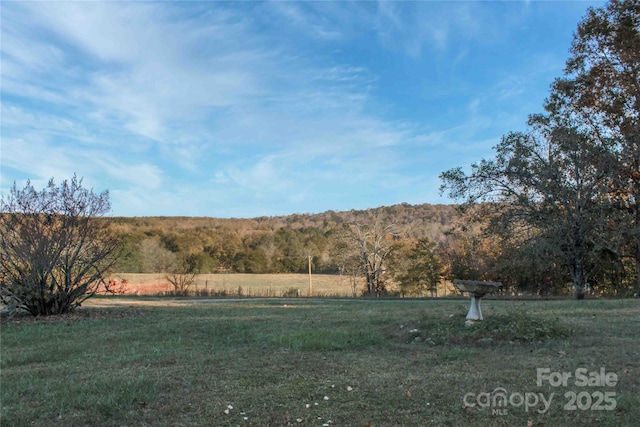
[
  {"left": 282, "top": 287, "right": 301, "bottom": 297},
  {"left": 0, "top": 176, "right": 120, "bottom": 316}
]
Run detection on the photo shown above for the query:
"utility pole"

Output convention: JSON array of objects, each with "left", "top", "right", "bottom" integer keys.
[{"left": 308, "top": 255, "right": 313, "bottom": 297}]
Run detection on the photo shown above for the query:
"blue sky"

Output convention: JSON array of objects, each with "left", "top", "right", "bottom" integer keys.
[{"left": 1, "top": 0, "right": 604, "bottom": 218}]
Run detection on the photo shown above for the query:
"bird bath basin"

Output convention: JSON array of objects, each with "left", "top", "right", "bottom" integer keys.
[{"left": 453, "top": 280, "right": 503, "bottom": 325}]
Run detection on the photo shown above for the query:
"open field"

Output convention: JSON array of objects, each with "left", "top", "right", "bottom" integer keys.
[
  {"left": 1, "top": 298, "right": 639, "bottom": 426},
  {"left": 109, "top": 273, "right": 359, "bottom": 297},
  {"left": 108, "top": 273, "right": 458, "bottom": 297}
]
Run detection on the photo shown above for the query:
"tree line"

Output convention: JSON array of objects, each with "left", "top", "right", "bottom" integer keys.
[
  {"left": 107, "top": 203, "right": 456, "bottom": 278},
  {"left": 440, "top": 0, "right": 639, "bottom": 299}
]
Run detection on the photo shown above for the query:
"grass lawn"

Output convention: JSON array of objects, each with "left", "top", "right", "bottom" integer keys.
[{"left": 1, "top": 298, "right": 639, "bottom": 426}]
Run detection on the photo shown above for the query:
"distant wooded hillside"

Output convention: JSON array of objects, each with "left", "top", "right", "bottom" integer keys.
[{"left": 107, "top": 203, "right": 459, "bottom": 275}]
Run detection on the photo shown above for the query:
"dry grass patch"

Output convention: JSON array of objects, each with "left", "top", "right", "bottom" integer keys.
[{"left": 109, "top": 273, "right": 363, "bottom": 297}]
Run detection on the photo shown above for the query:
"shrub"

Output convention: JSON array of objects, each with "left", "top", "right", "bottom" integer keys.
[{"left": 0, "top": 176, "right": 120, "bottom": 316}]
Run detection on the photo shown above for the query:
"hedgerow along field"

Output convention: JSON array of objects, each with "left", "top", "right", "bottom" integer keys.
[{"left": 1, "top": 298, "right": 639, "bottom": 426}]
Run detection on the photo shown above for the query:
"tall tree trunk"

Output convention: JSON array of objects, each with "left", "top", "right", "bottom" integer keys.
[
  {"left": 636, "top": 240, "right": 640, "bottom": 297},
  {"left": 635, "top": 207, "right": 640, "bottom": 297},
  {"left": 362, "top": 251, "right": 373, "bottom": 295},
  {"left": 571, "top": 258, "right": 586, "bottom": 300}
]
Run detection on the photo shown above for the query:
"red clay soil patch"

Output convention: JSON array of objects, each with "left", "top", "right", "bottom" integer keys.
[
  {"left": 119, "top": 281, "right": 172, "bottom": 295},
  {"left": 100, "top": 277, "right": 172, "bottom": 296}
]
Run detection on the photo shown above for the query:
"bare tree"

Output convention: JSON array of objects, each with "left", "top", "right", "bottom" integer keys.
[
  {"left": 342, "top": 215, "right": 399, "bottom": 297},
  {"left": 165, "top": 270, "right": 197, "bottom": 296},
  {"left": 0, "top": 176, "right": 121, "bottom": 315},
  {"left": 139, "top": 238, "right": 177, "bottom": 273},
  {"left": 333, "top": 238, "right": 364, "bottom": 297}
]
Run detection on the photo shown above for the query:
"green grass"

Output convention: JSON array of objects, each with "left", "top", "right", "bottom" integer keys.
[
  {"left": 1, "top": 299, "right": 639, "bottom": 426},
  {"left": 416, "top": 306, "right": 570, "bottom": 346}
]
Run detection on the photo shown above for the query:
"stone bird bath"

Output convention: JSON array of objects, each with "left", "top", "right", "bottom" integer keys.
[{"left": 453, "top": 279, "right": 503, "bottom": 325}]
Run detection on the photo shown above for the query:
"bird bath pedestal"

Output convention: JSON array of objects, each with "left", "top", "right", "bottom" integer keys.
[{"left": 453, "top": 280, "right": 503, "bottom": 325}]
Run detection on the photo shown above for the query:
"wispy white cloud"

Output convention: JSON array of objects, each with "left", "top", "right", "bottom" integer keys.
[
  {"left": 1, "top": 0, "right": 600, "bottom": 216},
  {"left": 374, "top": 1, "right": 506, "bottom": 57},
  {"left": 2, "top": 1, "right": 415, "bottom": 214},
  {"left": 267, "top": 2, "right": 344, "bottom": 41}
]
